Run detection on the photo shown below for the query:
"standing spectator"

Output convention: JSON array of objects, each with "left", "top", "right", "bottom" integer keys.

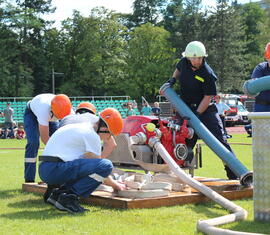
[
  {"left": 24, "top": 94, "right": 72, "bottom": 183},
  {"left": 151, "top": 102, "right": 161, "bottom": 116},
  {"left": 39, "top": 108, "right": 126, "bottom": 213},
  {"left": 140, "top": 102, "right": 152, "bottom": 116},
  {"left": 214, "top": 94, "right": 231, "bottom": 138},
  {"left": 126, "top": 103, "right": 136, "bottom": 117},
  {"left": 2, "top": 103, "right": 14, "bottom": 139},
  {"left": 164, "top": 40, "right": 238, "bottom": 179}
]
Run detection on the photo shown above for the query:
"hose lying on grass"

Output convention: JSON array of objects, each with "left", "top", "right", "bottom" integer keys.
[{"left": 130, "top": 134, "right": 265, "bottom": 235}]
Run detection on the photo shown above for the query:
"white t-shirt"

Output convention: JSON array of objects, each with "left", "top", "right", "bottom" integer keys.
[
  {"left": 42, "top": 123, "right": 101, "bottom": 162},
  {"left": 29, "top": 94, "right": 56, "bottom": 126},
  {"left": 59, "top": 113, "right": 99, "bottom": 128}
]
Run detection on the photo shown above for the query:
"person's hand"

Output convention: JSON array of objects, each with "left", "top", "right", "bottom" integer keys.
[
  {"left": 113, "top": 181, "right": 126, "bottom": 191},
  {"left": 159, "top": 82, "right": 170, "bottom": 95}
]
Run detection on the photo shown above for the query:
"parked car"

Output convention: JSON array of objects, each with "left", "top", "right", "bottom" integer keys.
[
  {"left": 224, "top": 102, "right": 250, "bottom": 126},
  {"left": 224, "top": 106, "right": 239, "bottom": 127},
  {"left": 235, "top": 103, "right": 250, "bottom": 125}
]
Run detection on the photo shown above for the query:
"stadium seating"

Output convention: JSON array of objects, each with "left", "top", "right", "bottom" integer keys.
[{"left": 0, "top": 97, "right": 138, "bottom": 124}]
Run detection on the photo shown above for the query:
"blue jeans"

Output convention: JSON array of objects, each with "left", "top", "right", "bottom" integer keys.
[
  {"left": 39, "top": 158, "right": 113, "bottom": 197},
  {"left": 24, "top": 106, "right": 59, "bottom": 182}
]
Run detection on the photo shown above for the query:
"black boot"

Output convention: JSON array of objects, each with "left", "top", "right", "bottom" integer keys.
[{"left": 224, "top": 165, "right": 238, "bottom": 180}]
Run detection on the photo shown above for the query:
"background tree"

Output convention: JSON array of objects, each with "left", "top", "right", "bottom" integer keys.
[
  {"left": 239, "top": 2, "right": 268, "bottom": 76},
  {"left": 162, "top": 0, "right": 205, "bottom": 55},
  {"left": 58, "top": 8, "right": 128, "bottom": 96},
  {"left": 126, "top": 23, "right": 175, "bottom": 100},
  {"left": 206, "top": 0, "right": 248, "bottom": 92},
  {"left": 130, "top": 0, "right": 167, "bottom": 27}
]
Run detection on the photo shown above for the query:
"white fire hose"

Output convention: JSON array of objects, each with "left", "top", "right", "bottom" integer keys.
[{"left": 130, "top": 134, "right": 265, "bottom": 235}]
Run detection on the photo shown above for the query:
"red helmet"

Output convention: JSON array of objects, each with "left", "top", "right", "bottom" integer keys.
[
  {"left": 76, "top": 102, "right": 96, "bottom": 115},
  {"left": 51, "top": 94, "right": 72, "bottom": 119},
  {"left": 264, "top": 42, "right": 270, "bottom": 60},
  {"left": 99, "top": 108, "right": 123, "bottom": 136}
]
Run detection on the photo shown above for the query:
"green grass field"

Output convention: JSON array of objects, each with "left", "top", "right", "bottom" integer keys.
[{"left": 0, "top": 135, "right": 269, "bottom": 235}]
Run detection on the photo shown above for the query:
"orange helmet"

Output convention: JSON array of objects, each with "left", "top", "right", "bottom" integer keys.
[
  {"left": 76, "top": 102, "right": 96, "bottom": 115},
  {"left": 99, "top": 108, "right": 123, "bottom": 136},
  {"left": 51, "top": 94, "right": 72, "bottom": 119},
  {"left": 264, "top": 42, "right": 270, "bottom": 60}
]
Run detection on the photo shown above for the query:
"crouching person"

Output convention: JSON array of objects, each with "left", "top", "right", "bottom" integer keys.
[{"left": 39, "top": 108, "right": 125, "bottom": 213}]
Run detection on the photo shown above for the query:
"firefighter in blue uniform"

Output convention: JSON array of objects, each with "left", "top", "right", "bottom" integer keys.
[
  {"left": 166, "top": 41, "right": 237, "bottom": 179},
  {"left": 244, "top": 42, "right": 270, "bottom": 137},
  {"left": 252, "top": 42, "right": 270, "bottom": 112}
]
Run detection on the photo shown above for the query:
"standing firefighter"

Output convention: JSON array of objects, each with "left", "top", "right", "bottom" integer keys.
[
  {"left": 24, "top": 94, "right": 72, "bottom": 183},
  {"left": 165, "top": 41, "right": 238, "bottom": 179},
  {"left": 39, "top": 108, "right": 126, "bottom": 213},
  {"left": 252, "top": 42, "right": 270, "bottom": 112}
]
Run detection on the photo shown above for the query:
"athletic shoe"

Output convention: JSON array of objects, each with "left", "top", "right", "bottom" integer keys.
[
  {"left": 47, "top": 188, "right": 68, "bottom": 206},
  {"left": 54, "top": 193, "right": 88, "bottom": 213},
  {"left": 43, "top": 185, "right": 59, "bottom": 203}
]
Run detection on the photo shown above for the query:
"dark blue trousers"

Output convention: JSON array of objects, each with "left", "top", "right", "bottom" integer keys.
[
  {"left": 39, "top": 158, "right": 113, "bottom": 197},
  {"left": 24, "top": 106, "right": 58, "bottom": 182},
  {"left": 186, "top": 106, "right": 233, "bottom": 152}
]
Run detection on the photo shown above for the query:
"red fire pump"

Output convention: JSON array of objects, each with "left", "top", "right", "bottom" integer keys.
[{"left": 121, "top": 115, "right": 194, "bottom": 167}]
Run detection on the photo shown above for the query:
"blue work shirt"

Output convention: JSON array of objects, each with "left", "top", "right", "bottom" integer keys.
[
  {"left": 251, "top": 62, "right": 270, "bottom": 103},
  {"left": 176, "top": 57, "right": 217, "bottom": 106}
]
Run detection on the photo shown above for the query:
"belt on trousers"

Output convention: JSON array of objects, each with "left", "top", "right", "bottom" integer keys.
[
  {"left": 39, "top": 155, "right": 63, "bottom": 162},
  {"left": 255, "top": 99, "right": 270, "bottom": 106}
]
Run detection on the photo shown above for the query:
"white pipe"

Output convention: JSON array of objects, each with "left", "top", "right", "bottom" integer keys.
[{"left": 132, "top": 134, "right": 265, "bottom": 235}]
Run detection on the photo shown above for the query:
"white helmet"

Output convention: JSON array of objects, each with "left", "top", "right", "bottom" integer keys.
[{"left": 182, "top": 41, "right": 208, "bottom": 57}]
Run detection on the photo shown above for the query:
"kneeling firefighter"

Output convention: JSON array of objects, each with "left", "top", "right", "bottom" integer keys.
[{"left": 39, "top": 108, "right": 126, "bottom": 213}]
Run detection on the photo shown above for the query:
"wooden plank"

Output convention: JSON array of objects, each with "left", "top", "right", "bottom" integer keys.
[{"left": 22, "top": 181, "right": 253, "bottom": 209}]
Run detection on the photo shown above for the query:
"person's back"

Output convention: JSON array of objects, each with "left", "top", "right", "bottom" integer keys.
[
  {"left": 43, "top": 123, "right": 101, "bottom": 161},
  {"left": 59, "top": 113, "right": 99, "bottom": 128}
]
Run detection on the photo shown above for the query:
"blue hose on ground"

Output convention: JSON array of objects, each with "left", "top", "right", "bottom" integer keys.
[
  {"left": 160, "top": 83, "right": 253, "bottom": 186},
  {"left": 243, "top": 75, "right": 270, "bottom": 96}
]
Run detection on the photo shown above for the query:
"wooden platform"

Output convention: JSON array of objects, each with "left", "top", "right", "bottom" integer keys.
[{"left": 22, "top": 178, "right": 253, "bottom": 209}]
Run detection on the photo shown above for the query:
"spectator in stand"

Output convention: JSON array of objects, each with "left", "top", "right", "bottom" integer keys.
[
  {"left": 151, "top": 102, "right": 161, "bottom": 116},
  {"left": 141, "top": 101, "right": 152, "bottom": 116},
  {"left": 2, "top": 103, "right": 14, "bottom": 139},
  {"left": 126, "top": 103, "right": 136, "bottom": 117},
  {"left": 16, "top": 125, "right": 25, "bottom": 139},
  {"left": 214, "top": 94, "right": 232, "bottom": 139}
]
